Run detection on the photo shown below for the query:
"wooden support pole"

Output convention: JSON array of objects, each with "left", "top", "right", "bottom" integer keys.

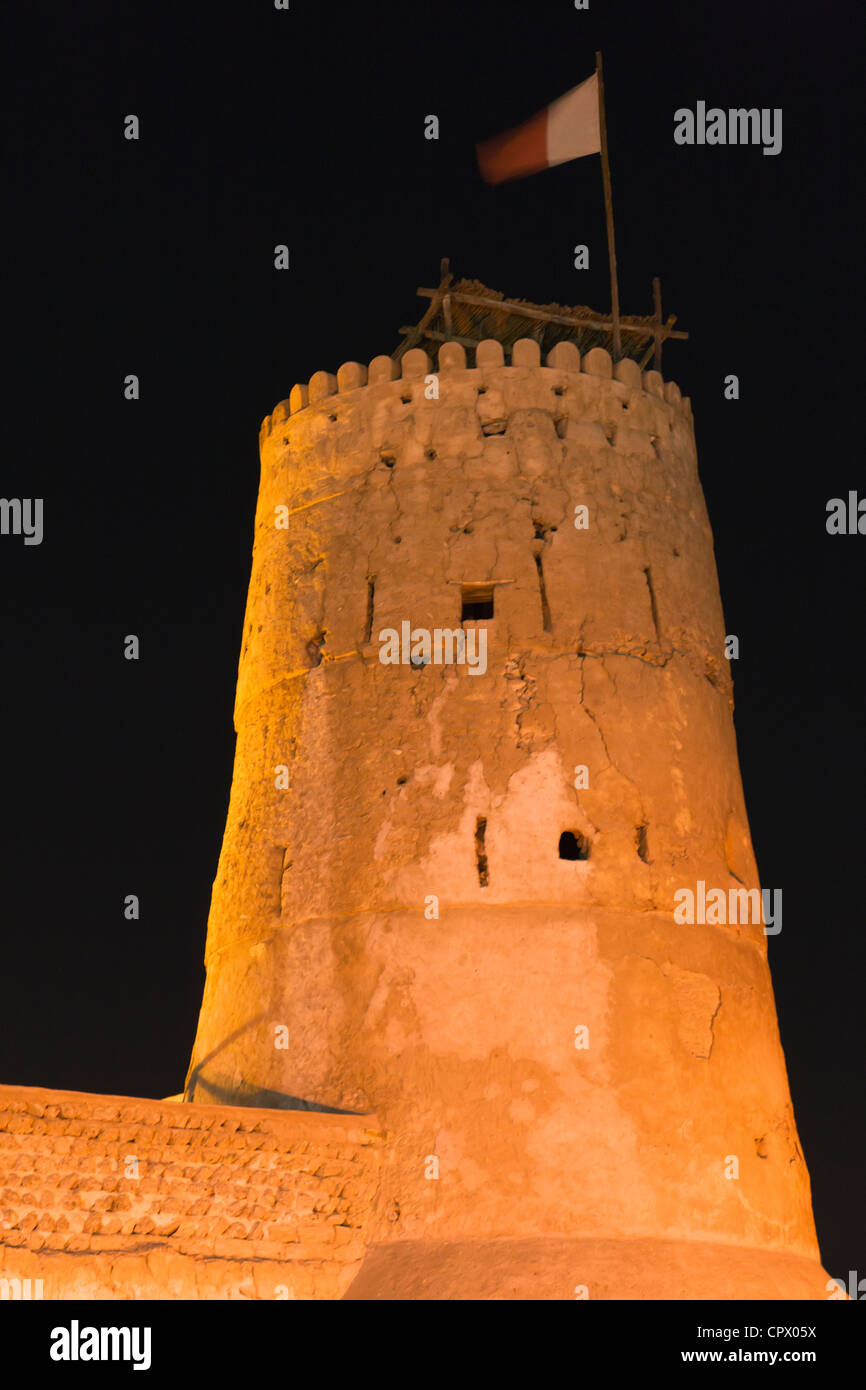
[
  {"left": 394, "top": 259, "right": 454, "bottom": 359},
  {"left": 637, "top": 340, "right": 653, "bottom": 371},
  {"left": 596, "top": 52, "right": 622, "bottom": 362},
  {"left": 638, "top": 313, "right": 677, "bottom": 370},
  {"left": 652, "top": 276, "right": 663, "bottom": 372}
]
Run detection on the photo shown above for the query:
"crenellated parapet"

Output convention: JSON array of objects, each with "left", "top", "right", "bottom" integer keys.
[
  {"left": 240, "top": 331, "right": 710, "bottom": 739},
  {"left": 259, "top": 338, "right": 692, "bottom": 446}
]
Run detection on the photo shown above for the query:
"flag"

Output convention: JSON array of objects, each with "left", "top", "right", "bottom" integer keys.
[{"left": 476, "top": 72, "right": 601, "bottom": 185}]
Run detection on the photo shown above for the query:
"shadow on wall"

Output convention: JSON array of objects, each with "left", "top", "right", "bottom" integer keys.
[{"left": 184, "top": 1018, "right": 366, "bottom": 1114}]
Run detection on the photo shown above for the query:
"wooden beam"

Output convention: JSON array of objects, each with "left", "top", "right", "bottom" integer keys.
[
  {"left": 398, "top": 326, "right": 480, "bottom": 350},
  {"left": 415, "top": 287, "right": 688, "bottom": 341},
  {"left": 652, "top": 276, "right": 663, "bottom": 373},
  {"left": 638, "top": 314, "right": 677, "bottom": 369},
  {"left": 394, "top": 264, "right": 454, "bottom": 359}
]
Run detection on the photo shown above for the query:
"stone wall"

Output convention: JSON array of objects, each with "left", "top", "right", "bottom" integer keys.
[{"left": 0, "top": 1085, "right": 384, "bottom": 1299}]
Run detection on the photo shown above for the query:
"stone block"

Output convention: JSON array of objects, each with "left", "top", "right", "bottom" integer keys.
[
  {"left": 582, "top": 346, "right": 613, "bottom": 378},
  {"left": 368, "top": 354, "right": 399, "bottom": 384},
  {"left": 401, "top": 348, "right": 431, "bottom": 379},
  {"left": 475, "top": 389, "right": 507, "bottom": 434},
  {"left": 613, "top": 426, "right": 657, "bottom": 460},
  {"left": 511, "top": 338, "right": 541, "bottom": 367},
  {"left": 308, "top": 371, "right": 337, "bottom": 403},
  {"left": 546, "top": 341, "right": 580, "bottom": 371},
  {"left": 437, "top": 341, "right": 466, "bottom": 371},
  {"left": 476, "top": 338, "right": 504, "bottom": 368},
  {"left": 560, "top": 419, "right": 609, "bottom": 448},
  {"left": 337, "top": 361, "right": 367, "bottom": 393},
  {"left": 614, "top": 358, "right": 642, "bottom": 389},
  {"left": 289, "top": 383, "right": 308, "bottom": 414}
]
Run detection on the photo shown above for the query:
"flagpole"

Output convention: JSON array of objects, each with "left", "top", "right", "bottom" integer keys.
[{"left": 595, "top": 51, "right": 622, "bottom": 361}]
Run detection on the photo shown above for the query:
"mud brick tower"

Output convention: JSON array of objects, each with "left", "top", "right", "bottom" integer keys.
[{"left": 184, "top": 286, "right": 831, "bottom": 1299}]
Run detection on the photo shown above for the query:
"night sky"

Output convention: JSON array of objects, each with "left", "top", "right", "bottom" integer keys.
[{"left": 1, "top": 0, "right": 862, "bottom": 1283}]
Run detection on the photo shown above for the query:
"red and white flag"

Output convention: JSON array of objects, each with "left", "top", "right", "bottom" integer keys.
[{"left": 476, "top": 72, "right": 601, "bottom": 185}]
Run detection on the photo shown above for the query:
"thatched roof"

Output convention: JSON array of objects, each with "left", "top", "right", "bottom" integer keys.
[{"left": 394, "top": 273, "right": 684, "bottom": 366}]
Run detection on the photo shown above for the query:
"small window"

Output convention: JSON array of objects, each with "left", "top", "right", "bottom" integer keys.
[
  {"left": 559, "top": 830, "right": 590, "bottom": 861},
  {"left": 461, "top": 584, "right": 495, "bottom": 621}
]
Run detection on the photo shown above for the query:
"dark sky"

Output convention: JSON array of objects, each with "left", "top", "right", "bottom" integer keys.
[{"left": 1, "top": 0, "right": 862, "bottom": 1281}]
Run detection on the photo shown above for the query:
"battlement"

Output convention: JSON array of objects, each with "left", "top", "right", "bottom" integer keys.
[
  {"left": 260, "top": 339, "right": 692, "bottom": 445},
  {"left": 0, "top": 1084, "right": 385, "bottom": 1300}
]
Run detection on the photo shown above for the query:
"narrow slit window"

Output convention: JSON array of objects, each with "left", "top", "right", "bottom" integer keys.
[
  {"left": 461, "top": 584, "right": 495, "bottom": 622},
  {"left": 363, "top": 576, "right": 376, "bottom": 644},
  {"left": 474, "top": 816, "right": 489, "bottom": 887},
  {"left": 533, "top": 554, "right": 551, "bottom": 632},
  {"left": 272, "top": 845, "right": 290, "bottom": 914},
  {"left": 643, "top": 566, "right": 660, "bottom": 639}
]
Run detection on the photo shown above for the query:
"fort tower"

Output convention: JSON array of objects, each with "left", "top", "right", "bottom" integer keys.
[{"left": 184, "top": 295, "right": 829, "bottom": 1300}]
